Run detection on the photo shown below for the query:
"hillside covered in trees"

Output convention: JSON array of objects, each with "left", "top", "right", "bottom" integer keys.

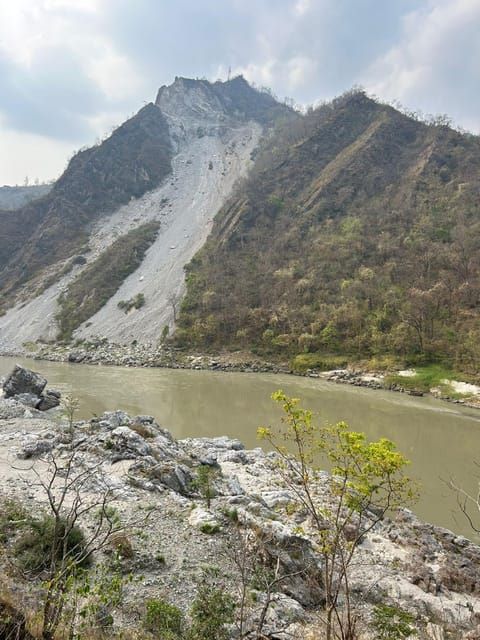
[{"left": 177, "top": 91, "right": 480, "bottom": 373}]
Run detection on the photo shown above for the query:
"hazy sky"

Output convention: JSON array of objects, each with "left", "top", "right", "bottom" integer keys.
[{"left": 1, "top": 0, "right": 479, "bottom": 185}]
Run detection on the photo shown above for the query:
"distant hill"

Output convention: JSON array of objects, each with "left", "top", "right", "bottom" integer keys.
[
  {"left": 0, "top": 185, "right": 52, "bottom": 210},
  {"left": 177, "top": 91, "right": 480, "bottom": 372}
]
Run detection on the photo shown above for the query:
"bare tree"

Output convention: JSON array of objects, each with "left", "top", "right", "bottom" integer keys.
[
  {"left": 225, "top": 522, "right": 306, "bottom": 639},
  {"left": 16, "top": 450, "right": 154, "bottom": 640},
  {"left": 449, "top": 472, "right": 480, "bottom": 535}
]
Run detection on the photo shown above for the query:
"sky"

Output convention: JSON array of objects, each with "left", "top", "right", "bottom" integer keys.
[{"left": 0, "top": 0, "right": 479, "bottom": 185}]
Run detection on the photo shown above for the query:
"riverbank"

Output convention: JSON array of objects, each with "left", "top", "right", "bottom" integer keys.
[
  {"left": 5, "top": 340, "right": 480, "bottom": 410},
  {"left": 1, "top": 384, "right": 480, "bottom": 639}
]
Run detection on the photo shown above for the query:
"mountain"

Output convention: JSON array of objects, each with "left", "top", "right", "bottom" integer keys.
[
  {"left": 2, "top": 78, "right": 479, "bottom": 371},
  {"left": 0, "top": 184, "right": 52, "bottom": 210},
  {"left": 155, "top": 75, "right": 291, "bottom": 128},
  {"left": 176, "top": 90, "right": 480, "bottom": 371},
  {"left": 0, "top": 103, "right": 172, "bottom": 301},
  {"left": 0, "top": 77, "right": 293, "bottom": 349}
]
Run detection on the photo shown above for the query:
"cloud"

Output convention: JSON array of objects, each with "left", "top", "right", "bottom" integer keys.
[
  {"left": 0, "top": 114, "right": 74, "bottom": 185},
  {"left": 0, "top": 0, "right": 150, "bottom": 141},
  {"left": 0, "top": 0, "right": 478, "bottom": 184},
  {"left": 219, "top": 0, "right": 422, "bottom": 101},
  {"left": 294, "top": 0, "right": 312, "bottom": 17},
  {"left": 364, "top": 0, "right": 480, "bottom": 130},
  {"left": 0, "top": 48, "right": 105, "bottom": 140}
]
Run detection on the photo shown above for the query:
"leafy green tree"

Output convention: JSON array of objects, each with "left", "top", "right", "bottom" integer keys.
[
  {"left": 61, "top": 394, "right": 79, "bottom": 438},
  {"left": 193, "top": 465, "right": 220, "bottom": 509},
  {"left": 189, "top": 567, "right": 236, "bottom": 640},
  {"left": 258, "top": 391, "right": 416, "bottom": 640}
]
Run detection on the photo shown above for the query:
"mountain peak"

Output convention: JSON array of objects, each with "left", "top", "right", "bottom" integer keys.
[
  {"left": 155, "top": 75, "right": 295, "bottom": 128},
  {"left": 156, "top": 74, "right": 250, "bottom": 98}
]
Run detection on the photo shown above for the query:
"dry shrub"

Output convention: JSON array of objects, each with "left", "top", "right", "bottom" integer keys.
[{"left": 108, "top": 532, "right": 134, "bottom": 559}]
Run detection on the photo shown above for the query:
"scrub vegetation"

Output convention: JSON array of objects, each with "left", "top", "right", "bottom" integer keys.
[
  {"left": 56, "top": 222, "right": 159, "bottom": 340},
  {"left": 177, "top": 91, "right": 480, "bottom": 379}
]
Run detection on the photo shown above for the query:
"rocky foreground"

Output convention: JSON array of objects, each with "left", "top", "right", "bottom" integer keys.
[{"left": 1, "top": 370, "right": 480, "bottom": 638}]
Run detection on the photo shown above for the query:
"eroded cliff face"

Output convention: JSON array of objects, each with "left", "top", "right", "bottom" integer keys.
[
  {"left": 73, "top": 112, "right": 261, "bottom": 344},
  {"left": 0, "top": 104, "right": 172, "bottom": 297},
  {"left": 0, "top": 77, "right": 285, "bottom": 349},
  {"left": 156, "top": 77, "right": 231, "bottom": 146}
]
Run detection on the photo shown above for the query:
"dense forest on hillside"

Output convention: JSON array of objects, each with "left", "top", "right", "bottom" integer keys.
[{"left": 177, "top": 91, "right": 480, "bottom": 373}]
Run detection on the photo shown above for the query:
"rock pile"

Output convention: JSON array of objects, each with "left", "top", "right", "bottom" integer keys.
[
  {"left": 1, "top": 364, "right": 61, "bottom": 411},
  {"left": 1, "top": 374, "right": 480, "bottom": 638},
  {"left": 36, "top": 340, "right": 287, "bottom": 373}
]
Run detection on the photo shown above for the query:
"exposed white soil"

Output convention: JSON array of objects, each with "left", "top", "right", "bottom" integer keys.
[
  {"left": 0, "top": 282, "right": 64, "bottom": 351},
  {"left": 359, "top": 373, "right": 384, "bottom": 383},
  {"left": 443, "top": 379, "right": 480, "bottom": 396},
  {"left": 75, "top": 121, "right": 260, "bottom": 344}
]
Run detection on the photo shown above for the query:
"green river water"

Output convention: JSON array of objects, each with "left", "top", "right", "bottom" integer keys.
[{"left": 1, "top": 355, "right": 479, "bottom": 538}]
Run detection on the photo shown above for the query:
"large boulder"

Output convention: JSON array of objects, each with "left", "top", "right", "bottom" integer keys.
[
  {"left": 17, "top": 436, "right": 54, "bottom": 459},
  {"left": 259, "top": 592, "right": 306, "bottom": 639},
  {"left": 128, "top": 457, "right": 193, "bottom": 495},
  {"left": 109, "top": 426, "right": 153, "bottom": 459},
  {"left": 3, "top": 365, "right": 47, "bottom": 399},
  {"left": 188, "top": 507, "right": 221, "bottom": 531},
  {"left": 37, "top": 389, "right": 61, "bottom": 411},
  {"left": 68, "top": 350, "right": 86, "bottom": 363},
  {"left": 13, "top": 392, "right": 41, "bottom": 408}
]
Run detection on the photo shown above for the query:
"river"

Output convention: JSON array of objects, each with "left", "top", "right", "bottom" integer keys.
[{"left": 1, "top": 355, "right": 479, "bottom": 538}]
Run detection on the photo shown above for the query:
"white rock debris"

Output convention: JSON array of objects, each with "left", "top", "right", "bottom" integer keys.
[{"left": 2, "top": 392, "right": 480, "bottom": 638}]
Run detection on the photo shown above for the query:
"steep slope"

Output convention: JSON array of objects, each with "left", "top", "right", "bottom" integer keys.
[
  {"left": 0, "top": 77, "right": 292, "bottom": 349},
  {"left": 177, "top": 91, "right": 480, "bottom": 371},
  {"left": 0, "top": 103, "right": 172, "bottom": 303},
  {"left": 73, "top": 121, "right": 261, "bottom": 344}
]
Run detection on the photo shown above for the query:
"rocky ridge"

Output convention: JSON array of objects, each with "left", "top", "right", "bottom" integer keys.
[{"left": 1, "top": 368, "right": 480, "bottom": 638}]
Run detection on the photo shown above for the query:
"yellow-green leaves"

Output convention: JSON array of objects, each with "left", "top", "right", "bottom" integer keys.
[
  {"left": 257, "top": 426, "right": 271, "bottom": 440},
  {"left": 258, "top": 391, "right": 417, "bottom": 640},
  {"left": 260, "top": 389, "right": 416, "bottom": 519}
]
